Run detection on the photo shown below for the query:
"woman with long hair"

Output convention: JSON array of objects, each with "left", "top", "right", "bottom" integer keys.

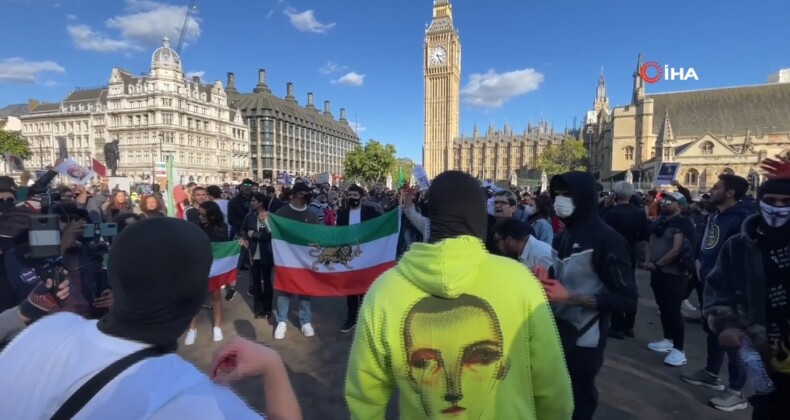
[
  {"left": 138, "top": 195, "right": 164, "bottom": 219},
  {"left": 103, "top": 190, "right": 134, "bottom": 222},
  {"left": 184, "top": 201, "right": 230, "bottom": 345},
  {"left": 240, "top": 193, "right": 274, "bottom": 319},
  {"left": 526, "top": 193, "right": 555, "bottom": 245}
]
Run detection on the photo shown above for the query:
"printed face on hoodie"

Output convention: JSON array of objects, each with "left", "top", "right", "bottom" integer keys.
[{"left": 404, "top": 295, "right": 506, "bottom": 418}]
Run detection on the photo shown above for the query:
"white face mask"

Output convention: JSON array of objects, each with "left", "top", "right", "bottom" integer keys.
[
  {"left": 554, "top": 196, "right": 575, "bottom": 218},
  {"left": 524, "top": 204, "right": 536, "bottom": 216},
  {"left": 760, "top": 201, "right": 790, "bottom": 228}
]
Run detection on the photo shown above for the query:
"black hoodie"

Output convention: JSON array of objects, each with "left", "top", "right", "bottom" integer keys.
[{"left": 549, "top": 172, "right": 638, "bottom": 348}]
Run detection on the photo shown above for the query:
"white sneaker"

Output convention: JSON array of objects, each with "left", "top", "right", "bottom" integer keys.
[
  {"left": 274, "top": 322, "right": 287, "bottom": 340},
  {"left": 184, "top": 329, "right": 197, "bottom": 346},
  {"left": 681, "top": 299, "right": 697, "bottom": 311},
  {"left": 301, "top": 323, "right": 315, "bottom": 337},
  {"left": 212, "top": 327, "right": 223, "bottom": 342},
  {"left": 664, "top": 348, "right": 687, "bottom": 366},
  {"left": 648, "top": 339, "right": 674, "bottom": 353}
]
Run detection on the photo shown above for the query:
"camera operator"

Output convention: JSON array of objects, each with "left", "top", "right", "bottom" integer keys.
[{"left": 3, "top": 203, "right": 112, "bottom": 319}]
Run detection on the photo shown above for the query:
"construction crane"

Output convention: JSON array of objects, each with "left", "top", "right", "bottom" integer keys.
[{"left": 175, "top": 0, "right": 197, "bottom": 55}]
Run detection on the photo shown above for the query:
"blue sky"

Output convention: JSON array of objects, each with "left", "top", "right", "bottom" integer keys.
[{"left": 1, "top": 0, "right": 788, "bottom": 162}]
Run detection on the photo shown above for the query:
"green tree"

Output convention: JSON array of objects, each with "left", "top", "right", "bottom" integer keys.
[
  {"left": 534, "top": 138, "right": 587, "bottom": 176},
  {"left": 0, "top": 124, "right": 31, "bottom": 159},
  {"left": 343, "top": 140, "right": 397, "bottom": 184},
  {"left": 389, "top": 157, "right": 415, "bottom": 185}
]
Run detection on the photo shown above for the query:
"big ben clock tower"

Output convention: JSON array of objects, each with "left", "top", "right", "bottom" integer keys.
[{"left": 423, "top": 0, "right": 461, "bottom": 179}]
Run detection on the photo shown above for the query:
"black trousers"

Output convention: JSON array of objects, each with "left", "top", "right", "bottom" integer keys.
[
  {"left": 750, "top": 373, "right": 790, "bottom": 420},
  {"left": 650, "top": 270, "right": 687, "bottom": 350},
  {"left": 610, "top": 269, "right": 637, "bottom": 333},
  {"left": 250, "top": 260, "right": 274, "bottom": 314},
  {"left": 346, "top": 294, "right": 364, "bottom": 323},
  {"left": 568, "top": 346, "right": 605, "bottom": 420}
]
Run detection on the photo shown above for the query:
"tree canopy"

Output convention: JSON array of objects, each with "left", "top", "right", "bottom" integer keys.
[
  {"left": 0, "top": 125, "right": 31, "bottom": 159},
  {"left": 534, "top": 138, "right": 587, "bottom": 176},
  {"left": 389, "top": 157, "right": 415, "bottom": 185},
  {"left": 342, "top": 140, "right": 397, "bottom": 184}
]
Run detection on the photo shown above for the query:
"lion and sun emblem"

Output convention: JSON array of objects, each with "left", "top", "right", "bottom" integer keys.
[{"left": 308, "top": 239, "right": 363, "bottom": 271}]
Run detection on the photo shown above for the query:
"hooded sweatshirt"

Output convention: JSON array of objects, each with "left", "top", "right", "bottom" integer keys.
[
  {"left": 697, "top": 200, "right": 754, "bottom": 283},
  {"left": 549, "top": 172, "right": 638, "bottom": 348},
  {"left": 344, "top": 236, "right": 573, "bottom": 419}
]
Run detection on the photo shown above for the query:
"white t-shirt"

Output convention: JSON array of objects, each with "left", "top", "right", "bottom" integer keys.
[
  {"left": 0, "top": 313, "right": 260, "bottom": 419},
  {"left": 518, "top": 235, "right": 554, "bottom": 271},
  {"left": 349, "top": 208, "right": 362, "bottom": 225}
]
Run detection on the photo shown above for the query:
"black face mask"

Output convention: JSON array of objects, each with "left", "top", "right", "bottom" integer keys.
[
  {"left": 347, "top": 198, "right": 361, "bottom": 208},
  {"left": 0, "top": 198, "right": 15, "bottom": 213}
]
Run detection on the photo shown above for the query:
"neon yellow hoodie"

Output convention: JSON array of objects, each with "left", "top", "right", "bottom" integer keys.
[{"left": 345, "top": 236, "right": 573, "bottom": 419}]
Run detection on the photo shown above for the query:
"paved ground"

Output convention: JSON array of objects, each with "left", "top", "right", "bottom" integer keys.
[{"left": 179, "top": 270, "right": 752, "bottom": 419}]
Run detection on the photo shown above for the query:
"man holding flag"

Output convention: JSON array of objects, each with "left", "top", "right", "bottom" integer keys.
[{"left": 336, "top": 185, "right": 383, "bottom": 333}]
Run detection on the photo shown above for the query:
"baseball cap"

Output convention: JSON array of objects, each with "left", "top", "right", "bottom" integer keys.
[
  {"left": 663, "top": 192, "right": 688, "bottom": 206},
  {"left": 292, "top": 182, "right": 311, "bottom": 195}
]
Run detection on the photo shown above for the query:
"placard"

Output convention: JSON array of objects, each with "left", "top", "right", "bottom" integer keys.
[
  {"left": 412, "top": 165, "right": 430, "bottom": 190},
  {"left": 55, "top": 158, "right": 94, "bottom": 185},
  {"left": 655, "top": 162, "right": 681, "bottom": 186}
]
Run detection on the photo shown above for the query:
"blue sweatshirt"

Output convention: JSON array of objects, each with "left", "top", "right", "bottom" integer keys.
[{"left": 698, "top": 200, "right": 755, "bottom": 282}]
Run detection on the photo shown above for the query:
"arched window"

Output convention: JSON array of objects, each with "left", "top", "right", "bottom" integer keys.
[
  {"left": 701, "top": 141, "right": 714, "bottom": 155},
  {"left": 685, "top": 168, "right": 699, "bottom": 186},
  {"left": 624, "top": 146, "right": 634, "bottom": 160}
]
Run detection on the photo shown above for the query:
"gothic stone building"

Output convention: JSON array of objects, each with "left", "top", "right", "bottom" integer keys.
[
  {"left": 422, "top": 0, "right": 564, "bottom": 182},
  {"left": 20, "top": 37, "right": 250, "bottom": 184},
  {"left": 585, "top": 55, "right": 790, "bottom": 192}
]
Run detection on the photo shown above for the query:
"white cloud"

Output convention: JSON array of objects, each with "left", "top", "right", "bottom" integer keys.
[
  {"left": 66, "top": 14, "right": 77, "bottom": 21},
  {"left": 349, "top": 122, "right": 367, "bottom": 133},
  {"left": 461, "top": 68, "right": 545, "bottom": 108},
  {"left": 266, "top": 0, "right": 284, "bottom": 19},
  {"left": 43, "top": 79, "right": 63, "bottom": 87},
  {"left": 67, "top": 0, "right": 201, "bottom": 53},
  {"left": 332, "top": 71, "right": 365, "bottom": 86},
  {"left": 185, "top": 70, "right": 204, "bottom": 79},
  {"left": 283, "top": 8, "right": 335, "bottom": 34},
  {"left": 67, "top": 24, "right": 136, "bottom": 52},
  {"left": 0, "top": 58, "right": 65, "bottom": 84},
  {"left": 319, "top": 61, "right": 346, "bottom": 75}
]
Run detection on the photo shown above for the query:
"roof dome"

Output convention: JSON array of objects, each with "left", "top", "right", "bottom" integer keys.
[{"left": 151, "top": 37, "right": 181, "bottom": 71}]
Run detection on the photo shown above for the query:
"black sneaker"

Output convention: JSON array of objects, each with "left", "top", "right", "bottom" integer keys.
[
  {"left": 224, "top": 287, "right": 237, "bottom": 301},
  {"left": 624, "top": 329, "right": 635, "bottom": 338},
  {"left": 608, "top": 330, "right": 625, "bottom": 340},
  {"left": 339, "top": 320, "right": 356, "bottom": 333}
]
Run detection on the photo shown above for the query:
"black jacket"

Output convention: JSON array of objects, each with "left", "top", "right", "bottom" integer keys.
[
  {"left": 703, "top": 215, "right": 771, "bottom": 347},
  {"left": 240, "top": 213, "right": 273, "bottom": 266},
  {"left": 336, "top": 204, "right": 382, "bottom": 226},
  {"left": 227, "top": 193, "right": 252, "bottom": 233},
  {"left": 550, "top": 172, "right": 638, "bottom": 348}
]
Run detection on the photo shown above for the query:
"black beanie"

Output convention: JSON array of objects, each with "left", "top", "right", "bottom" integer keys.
[
  {"left": 758, "top": 178, "right": 790, "bottom": 200},
  {"left": 427, "top": 171, "right": 486, "bottom": 243},
  {"left": 97, "top": 217, "right": 212, "bottom": 351}
]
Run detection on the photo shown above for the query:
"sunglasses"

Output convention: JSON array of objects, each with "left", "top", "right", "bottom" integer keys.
[
  {"left": 660, "top": 199, "right": 676, "bottom": 206},
  {"left": 242, "top": 183, "right": 254, "bottom": 187}
]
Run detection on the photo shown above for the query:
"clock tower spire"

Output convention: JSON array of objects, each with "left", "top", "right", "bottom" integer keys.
[{"left": 423, "top": 0, "right": 461, "bottom": 179}]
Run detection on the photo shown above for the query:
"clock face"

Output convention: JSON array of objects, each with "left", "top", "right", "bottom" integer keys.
[{"left": 430, "top": 47, "right": 447, "bottom": 65}]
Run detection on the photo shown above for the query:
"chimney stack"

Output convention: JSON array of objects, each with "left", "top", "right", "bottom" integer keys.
[
  {"left": 306, "top": 92, "right": 315, "bottom": 109},
  {"left": 226, "top": 72, "right": 238, "bottom": 93},
  {"left": 323, "top": 100, "right": 332, "bottom": 116},
  {"left": 339, "top": 108, "right": 347, "bottom": 122},
  {"left": 253, "top": 68, "right": 271, "bottom": 94},
  {"left": 285, "top": 82, "right": 296, "bottom": 102}
]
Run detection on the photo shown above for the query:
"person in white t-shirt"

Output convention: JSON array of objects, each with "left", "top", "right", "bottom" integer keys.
[{"left": 0, "top": 218, "right": 301, "bottom": 420}]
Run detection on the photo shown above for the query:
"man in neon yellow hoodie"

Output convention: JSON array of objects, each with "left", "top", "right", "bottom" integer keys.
[{"left": 345, "top": 171, "right": 573, "bottom": 419}]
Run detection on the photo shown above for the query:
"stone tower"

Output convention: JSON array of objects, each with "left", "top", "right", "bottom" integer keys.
[{"left": 423, "top": 0, "right": 461, "bottom": 179}]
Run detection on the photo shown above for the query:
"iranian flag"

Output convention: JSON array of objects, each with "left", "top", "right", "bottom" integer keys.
[
  {"left": 209, "top": 241, "right": 241, "bottom": 291},
  {"left": 269, "top": 210, "right": 400, "bottom": 296}
]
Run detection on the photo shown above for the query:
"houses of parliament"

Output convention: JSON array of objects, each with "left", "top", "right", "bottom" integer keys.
[{"left": 422, "top": 0, "right": 567, "bottom": 180}]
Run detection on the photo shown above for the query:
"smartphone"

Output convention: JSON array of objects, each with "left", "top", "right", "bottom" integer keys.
[{"left": 28, "top": 215, "right": 61, "bottom": 259}]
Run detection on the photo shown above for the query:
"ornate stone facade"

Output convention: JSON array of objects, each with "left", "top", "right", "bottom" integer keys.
[
  {"left": 20, "top": 38, "right": 250, "bottom": 184},
  {"left": 422, "top": 0, "right": 565, "bottom": 182},
  {"left": 585, "top": 55, "right": 790, "bottom": 192}
]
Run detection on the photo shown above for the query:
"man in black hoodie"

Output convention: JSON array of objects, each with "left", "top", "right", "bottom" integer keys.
[
  {"left": 543, "top": 171, "right": 637, "bottom": 420},
  {"left": 703, "top": 157, "right": 790, "bottom": 419}
]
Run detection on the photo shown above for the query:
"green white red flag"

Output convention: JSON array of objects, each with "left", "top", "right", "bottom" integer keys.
[
  {"left": 209, "top": 241, "right": 241, "bottom": 291},
  {"left": 268, "top": 210, "right": 400, "bottom": 296}
]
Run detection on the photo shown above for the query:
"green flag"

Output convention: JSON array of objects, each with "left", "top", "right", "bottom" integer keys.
[{"left": 397, "top": 166, "right": 406, "bottom": 188}]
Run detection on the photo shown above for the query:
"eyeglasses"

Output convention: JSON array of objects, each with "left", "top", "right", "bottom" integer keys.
[{"left": 494, "top": 200, "right": 511, "bottom": 206}]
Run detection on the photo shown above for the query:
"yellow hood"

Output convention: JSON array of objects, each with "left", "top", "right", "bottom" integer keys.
[{"left": 395, "top": 236, "right": 488, "bottom": 299}]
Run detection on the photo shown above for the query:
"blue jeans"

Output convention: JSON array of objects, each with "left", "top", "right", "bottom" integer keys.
[
  {"left": 706, "top": 331, "right": 746, "bottom": 391},
  {"left": 276, "top": 293, "right": 312, "bottom": 326}
]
